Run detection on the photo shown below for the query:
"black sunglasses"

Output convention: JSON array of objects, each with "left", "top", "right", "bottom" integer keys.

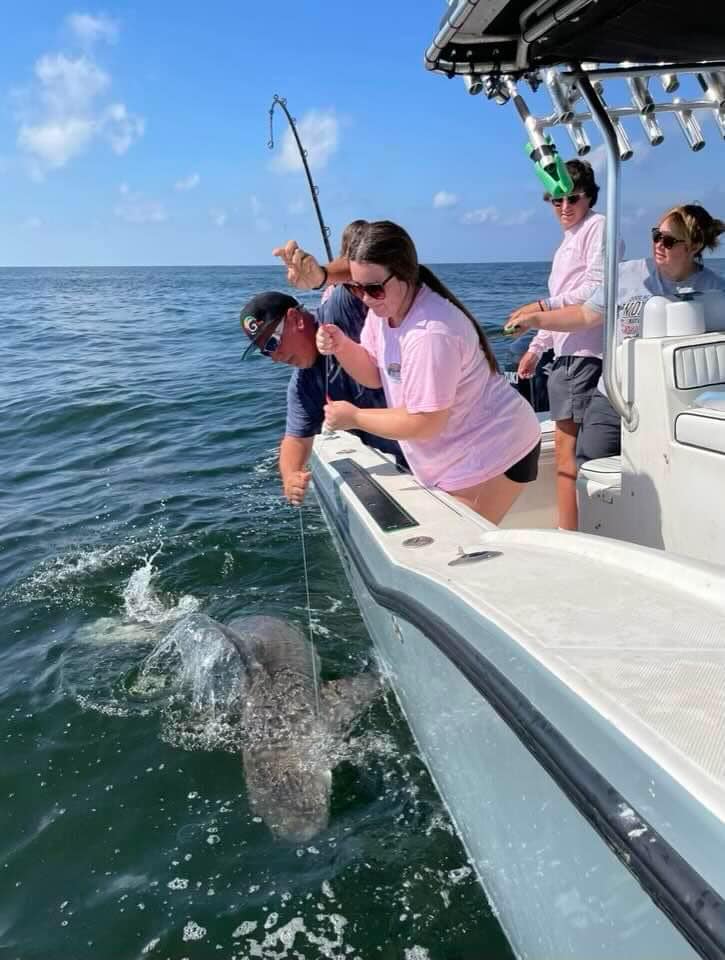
[
  {"left": 550, "top": 194, "right": 583, "bottom": 207},
  {"left": 259, "top": 318, "right": 286, "bottom": 357},
  {"left": 343, "top": 272, "right": 395, "bottom": 301},
  {"left": 651, "top": 228, "right": 685, "bottom": 250}
]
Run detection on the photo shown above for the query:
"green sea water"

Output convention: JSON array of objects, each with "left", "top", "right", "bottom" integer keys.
[{"left": 0, "top": 263, "right": 551, "bottom": 959}]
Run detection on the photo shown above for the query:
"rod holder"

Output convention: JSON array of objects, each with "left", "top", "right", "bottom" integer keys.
[
  {"left": 593, "top": 80, "right": 633, "bottom": 159},
  {"left": 565, "top": 121, "right": 591, "bottom": 155},
  {"left": 463, "top": 74, "right": 483, "bottom": 95},
  {"left": 674, "top": 99, "right": 706, "bottom": 150},
  {"left": 627, "top": 77, "right": 655, "bottom": 115},
  {"left": 639, "top": 112, "right": 664, "bottom": 146},
  {"left": 713, "top": 108, "right": 725, "bottom": 139},
  {"left": 661, "top": 73, "right": 680, "bottom": 93},
  {"left": 697, "top": 72, "right": 725, "bottom": 110},
  {"left": 545, "top": 68, "right": 574, "bottom": 122}
]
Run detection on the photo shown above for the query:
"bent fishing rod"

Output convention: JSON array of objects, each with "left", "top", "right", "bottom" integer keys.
[{"left": 268, "top": 94, "right": 334, "bottom": 262}]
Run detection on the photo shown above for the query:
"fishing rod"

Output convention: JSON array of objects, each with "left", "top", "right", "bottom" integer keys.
[
  {"left": 268, "top": 94, "right": 334, "bottom": 262},
  {"left": 268, "top": 95, "right": 333, "bottom": 718}
]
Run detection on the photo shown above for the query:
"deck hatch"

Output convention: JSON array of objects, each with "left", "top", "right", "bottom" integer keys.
[{"left": 329, "top": 458, "right": 419, "bottom": 532}]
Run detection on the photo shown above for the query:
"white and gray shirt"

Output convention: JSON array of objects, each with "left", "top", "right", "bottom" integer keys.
[{"left": 585, "top": 258, "right": 725, "bottom": 395}]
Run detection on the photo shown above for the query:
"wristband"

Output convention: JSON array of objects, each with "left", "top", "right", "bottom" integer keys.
[
  {"left": 312, "top": 265, "right": 328, "bottom": 290},
  {"left": 537, "top": 299, "right": 546, "bottom": 312}
]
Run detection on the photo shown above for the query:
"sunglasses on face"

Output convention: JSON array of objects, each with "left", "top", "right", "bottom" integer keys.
[
  {"left": 343, "top": 272, "right": 395, "bottom": 301},
  {"left": 259, "top": 318, "right": 285, "bottom": 357},
  {"left": 651, "top": 228, "right": 685, "bottom": 250},
  {"left": 551, "top": 194, "right": 583, "bottom": 207}
]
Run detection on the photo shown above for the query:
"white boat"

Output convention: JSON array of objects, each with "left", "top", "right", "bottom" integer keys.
[{"left": 310, "top": 3, "right": 725, "bottom": 957}]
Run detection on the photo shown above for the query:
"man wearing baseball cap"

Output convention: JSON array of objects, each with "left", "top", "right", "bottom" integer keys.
[{"left": 241, "top": 284, "right": 403, "bottom": 505}]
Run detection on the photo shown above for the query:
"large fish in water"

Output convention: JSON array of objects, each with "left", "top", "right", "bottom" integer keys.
[{"left": 220, "top": 614, "right": 380, "bottom": 843}]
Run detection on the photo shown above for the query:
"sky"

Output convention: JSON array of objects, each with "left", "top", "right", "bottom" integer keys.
[{"left": 2, "top": 1, "right": 725, "bottom": 266}]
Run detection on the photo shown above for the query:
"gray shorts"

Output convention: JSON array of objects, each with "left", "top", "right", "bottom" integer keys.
[
  {"left": 547, "top": 356, "right": 602, "bottom": 423},
  {"left": 576, "top": 392, "right": 621, "bottom": 467}
]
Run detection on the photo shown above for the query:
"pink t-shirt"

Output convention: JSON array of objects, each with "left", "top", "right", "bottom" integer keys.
[
  {"left": 360, "top": 285, "right": 541, "bottom": 490},
  {"left": 530, "top": 210, "right": 606, "bottom": 359}
]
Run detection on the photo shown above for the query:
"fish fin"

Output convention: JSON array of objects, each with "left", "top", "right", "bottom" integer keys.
[{"left": 320, "top": 673, "right": 381, "bottom": 738}]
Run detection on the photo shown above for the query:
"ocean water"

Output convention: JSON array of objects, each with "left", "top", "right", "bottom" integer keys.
[{"left": 0, "top": 263, "right": 548, "bottom": 960}]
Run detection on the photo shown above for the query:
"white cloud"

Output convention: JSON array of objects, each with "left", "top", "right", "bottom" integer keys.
[
  {"left": 288, "top": 198, "right": 307, "bottom": 215},
  {"left": 210, "top": 208, "right": 228, "bottom": 227},
  {"left": 115, "top": 187, "right": 166, "bottom": 224},
  {"left": 461, "top": 205, "right": 535, "bottom": 227},
  {"left": 35, "top": 53, "right": 109, "bottom": 115},
  {"left": 462, "top": 206, "right": 499, "bottom": 224},
  {"left": 271, "top": 109, "right": 339, "bottom": 172},
  {"left": 22, "top": 216, "right": 43, "bottom": 229},
  {"left": 18, "top": 116, "right": 95, "bottom": 169},
  {"left": 102, "top": 102, "right": 144, "bottom": 154},
  {"left": 175, "top": 172, "right": 200, "bottom": 192},
  {"left": 503, "top": 208, "right": 535, "bottom": 226},
  {"left": 67, "top": 12, "right": 120, "bottom": 46},
  {"left": 15, "top": 36, "right": 143, "bottom": 175},
  {"left": 433, "top": 190, "right": 458, "bottom": 209},
  {"left": 248, "top": 194, "right": 270, "bottom": 231}
]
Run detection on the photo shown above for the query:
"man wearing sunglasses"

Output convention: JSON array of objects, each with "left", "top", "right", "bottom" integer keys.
[{"left": 241, "top": 286, "right": 404, "bottom": 505}]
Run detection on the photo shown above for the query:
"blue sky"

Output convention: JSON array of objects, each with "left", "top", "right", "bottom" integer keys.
[{"left": 2, "top": 1, "right": 725, "bottom": 266}]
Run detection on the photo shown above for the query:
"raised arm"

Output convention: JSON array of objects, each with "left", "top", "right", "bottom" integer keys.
[{"left": 272, "top": 241, "right": 351, "bottom": 290}]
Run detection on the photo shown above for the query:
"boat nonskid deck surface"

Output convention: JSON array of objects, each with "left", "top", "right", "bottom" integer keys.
[{"left": 311, "top": 430, "right": 725, "bottom": 896}]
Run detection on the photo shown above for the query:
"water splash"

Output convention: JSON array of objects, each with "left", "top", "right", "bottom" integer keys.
[{"left": 122, "top": 550, "right": 199, "bottom": 623}]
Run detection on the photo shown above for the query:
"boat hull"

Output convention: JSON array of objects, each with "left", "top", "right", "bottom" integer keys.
[{"left": 311, "top": 433, "right": 725, "bottom": 960}]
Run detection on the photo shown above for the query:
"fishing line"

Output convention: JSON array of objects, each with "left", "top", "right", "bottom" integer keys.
[
  {"left": 297, "top": 504, "right": 321, "bottom": 717},
  {"left": 268, "top": 93, "right": 332, "bottom": 711}
]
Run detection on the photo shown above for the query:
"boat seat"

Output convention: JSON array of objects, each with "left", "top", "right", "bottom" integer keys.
[{"left": 578, "top": 456, "right": 622, "bottom": 492}]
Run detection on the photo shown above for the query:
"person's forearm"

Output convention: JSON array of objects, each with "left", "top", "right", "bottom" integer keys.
[
  {"left": 324, "top": 256, "right": 351, "bottom": 285},
  {"left": 335, "top": 339, "right": 382, "bottom": 388},
  {"left": 533, "top": 303, "right": 602, "bottom": 332},
  {"left": 351, "top": 406, "right": 449, "bottom": 441},
  {"left": 279, "top": 435, "right": 313, "bottom": 480}
]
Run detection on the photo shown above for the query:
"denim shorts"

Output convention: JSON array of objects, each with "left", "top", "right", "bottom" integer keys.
[{"left": 547, "top": 356, "right": 603, "bottom": 423}]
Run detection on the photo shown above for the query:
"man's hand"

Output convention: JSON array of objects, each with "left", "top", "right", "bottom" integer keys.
[
  {"left": 517, "top": 350, "right": 540, "bottom": 379},
  {"left": 272, "top": 240, "right": 326, "bottom": 290},
  {"left": 323, "top": 399, "right": 357, "bottom": 431},
  {"left": 283, "top": 468, "right": 312, "bottom": 506}
]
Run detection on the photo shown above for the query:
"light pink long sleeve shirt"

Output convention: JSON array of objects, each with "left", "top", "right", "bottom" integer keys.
[{"left": 529, "top": 210, "right": 606, "bottom": 358}]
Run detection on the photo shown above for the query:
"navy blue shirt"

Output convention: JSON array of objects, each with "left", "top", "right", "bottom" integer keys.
[{"left": 285, "top": 285, "right": 404, "bottom": 464}]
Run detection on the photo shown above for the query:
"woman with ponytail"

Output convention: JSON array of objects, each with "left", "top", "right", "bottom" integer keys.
[{"left": 274, "top": 221, "right": 541, "bottom": 524}]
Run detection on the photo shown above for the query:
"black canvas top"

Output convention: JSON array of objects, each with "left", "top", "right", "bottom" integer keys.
[{"left": 426, "top": 0, "right": 725, "bottom": 76}]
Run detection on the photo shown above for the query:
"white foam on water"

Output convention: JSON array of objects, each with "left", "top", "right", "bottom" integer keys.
[
  {"left": 10, "top": 542, "right": 139, "bottom": 605},
  {"left": 182, "top": 920, "right": 206, "bottom": 942}
]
